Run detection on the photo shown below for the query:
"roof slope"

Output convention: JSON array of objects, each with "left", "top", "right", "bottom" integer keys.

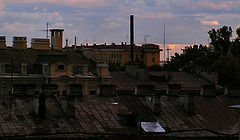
[
  {"left": 0, "top": 48, "right": 96, "bottom": 74},
  {"left": 0, "top": 95, "right": 238, "bottom": 138}
]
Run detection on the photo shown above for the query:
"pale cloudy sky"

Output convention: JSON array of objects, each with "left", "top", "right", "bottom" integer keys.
[{"left": 0, "top": 0, "right": 240, "bottom": 53}]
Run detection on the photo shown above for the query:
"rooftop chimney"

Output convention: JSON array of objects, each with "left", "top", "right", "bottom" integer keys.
[
  {"left": 0, "top": 36, "right": 6, "bottom": 48},
  {"left": 130, "top": 15, "right": 134, "bottom": 62},
  {"left": 33, "top": 94, "right": 46, "bottom": 119}
]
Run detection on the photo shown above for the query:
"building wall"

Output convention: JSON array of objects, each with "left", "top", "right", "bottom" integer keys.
[
  {"left": 0, "top": 76, "right": 101, "bottom": 96},
  {"left": 92, "top": 50, "right": 123, "bottom": 65},
  {"left": 144, "top": 50, "right": 160, "bottom": 67},
  {"left": 0, "top": 61, "right": 111, "bottom": 96},
  {"left": 84, "top": 44, "right": 160, "bottom": 67},
  {"left": 50, "top": 62, "right": 73, "bottom": 76}
]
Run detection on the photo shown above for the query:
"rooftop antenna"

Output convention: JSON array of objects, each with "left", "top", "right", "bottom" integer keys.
[
  {"left": 163, "top": 20, "right": 166, "bottom": 62},
  {"left": 93, "top": 36, "right": 96, "bottom": 43},
  {"left": 36, "top": 23, "right": 50, "bottom": 39},
  {"left": 75, "top": 36, "right": 77, "bottom": 49},
  {"left": 166, "top": 47, "right": 171, "bottom": 62},
  {"left": 130, "top": 15, "right": 134, "bottom": 62},
  {"left": 144, "top": 35, "right": 150, "bottom": 45}
]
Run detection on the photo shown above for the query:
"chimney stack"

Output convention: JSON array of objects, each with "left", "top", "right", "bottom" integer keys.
[
  {"left": 33, "top": 94, "right": 46, "bottom": 119},
  {"left": 130, "top": 15, "right": 134, "bottom": 62}
]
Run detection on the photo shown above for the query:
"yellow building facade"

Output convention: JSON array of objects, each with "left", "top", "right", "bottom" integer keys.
[{"left": 80, "top": 44, "right": 161, "bottom": 67}]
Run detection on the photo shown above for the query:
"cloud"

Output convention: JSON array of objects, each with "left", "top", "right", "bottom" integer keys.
[
  {"left": 135, "top": 12, "right": 176, "bottom": 19},
  {"left": 48, "top": 12, "right": 63, "bottom": 21},
  {"left": 195, "top": 1, "right": 233, "bottom": 10},
  {"left": 5, "top": 12, "right": 41, "bottom": 19},
  {"left": 101, "top": 22, "right": 121, "bottom": 30},
  {"left": 54, "top": 22, "right": 65, "bottom": 28},
  {"left": 34, "top": 6, "right": 39, "bottom": 10},
  {"left": 43, "top": 8, "right": 47, "bottom": 12},
  {"left": 0, "top": 0, "right": 110, "bottom": 12},
  {"left": 200, "top": 20, "right": 220, "bottom": 26},
  {"left": 4, "top": 22, "right": 35, "bottom": 33}
]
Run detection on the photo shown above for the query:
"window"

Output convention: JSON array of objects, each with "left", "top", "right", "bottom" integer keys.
[
  {"left": 57, "top": 65, "right": 65, "bottom": 70},
  {"left": 152, "top": 58, "right": 155, "bottom": 62},
  {"left": 89, "top": 91, "right": 96, "bottom": 95},
  {"left": 136, "top": 54, "right": 139, "bottom": 59}
]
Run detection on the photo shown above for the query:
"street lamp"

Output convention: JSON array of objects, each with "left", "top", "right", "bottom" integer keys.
[{"left": 230, "top": 105, "right": 240, "bottom": 140}]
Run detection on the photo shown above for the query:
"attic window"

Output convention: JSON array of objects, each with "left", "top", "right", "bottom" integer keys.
[{"left": 57, "top": 65, "right": 65, "bottom": 70}]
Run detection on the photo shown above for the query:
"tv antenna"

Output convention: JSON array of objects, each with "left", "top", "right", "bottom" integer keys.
[
  {"left": 36, "top": 23, "right": 50, "bottom": 39},
  {"left": 93, "top": 36, "right": 96, "bottom": 43},
  {"left": 144, "top": 35, "right": 150, "bottom": 44},
  {"left": 163, "top": 20, "right": 166, "bottom": 62}
]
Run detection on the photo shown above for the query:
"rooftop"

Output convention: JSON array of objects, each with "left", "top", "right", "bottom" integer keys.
[{"left": 0, "top": 94, "right": 238, "bottom": 139}]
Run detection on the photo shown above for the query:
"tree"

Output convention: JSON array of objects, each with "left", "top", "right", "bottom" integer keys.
[
  {"left": 208, "top": 26, "right": 232, "bottom": 55},
  {"left": 236, "top": 27, "right": 240, "bottom": 38},
  {"left": 213, "top": 55, "right": 240, "bottom": 86}
]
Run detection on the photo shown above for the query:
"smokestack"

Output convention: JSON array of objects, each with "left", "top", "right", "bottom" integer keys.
[
  {"left": 75, "top": 36, "right": 77, "bottom": 49},
  {"left": 130, "top": 15, "right": 134, "bottom": 62}
]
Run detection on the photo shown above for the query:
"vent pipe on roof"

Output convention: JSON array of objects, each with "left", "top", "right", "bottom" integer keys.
[
  {"left": 130, "top": 15, "right": 134, "bottom": 62},
  {"left": 65, "top": 38, "right": 69, "bottom": 48}
]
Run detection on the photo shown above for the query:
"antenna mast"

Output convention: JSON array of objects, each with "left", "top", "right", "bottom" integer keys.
[
  {"left": 144, "top": 35, "right": 150, "bottom": 45},
  {"left": 46, "top": 23, "right": 49, "bottom": 39},
  {"left": 163, "top": 20, "right": 166, "bottom": 62}
]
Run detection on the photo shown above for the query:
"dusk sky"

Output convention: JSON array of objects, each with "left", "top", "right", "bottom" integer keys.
[{"left": 0, "top": 0, "right": 240, "bottom": 54}]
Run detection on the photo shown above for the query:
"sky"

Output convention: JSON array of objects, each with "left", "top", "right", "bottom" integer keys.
[{"left": 0, "top": 0, "right": 240, "bottom": 56}]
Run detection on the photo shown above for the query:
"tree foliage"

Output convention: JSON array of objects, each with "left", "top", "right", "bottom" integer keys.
[
  {"left": 167, "top": 25, "right": 240, "bottom": 86},
  {"left": 213, "top": 55, "right": 240, "bottom": 86},
  {"left": 208, "top": 26, "right": 232, "bottom": 55}
]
